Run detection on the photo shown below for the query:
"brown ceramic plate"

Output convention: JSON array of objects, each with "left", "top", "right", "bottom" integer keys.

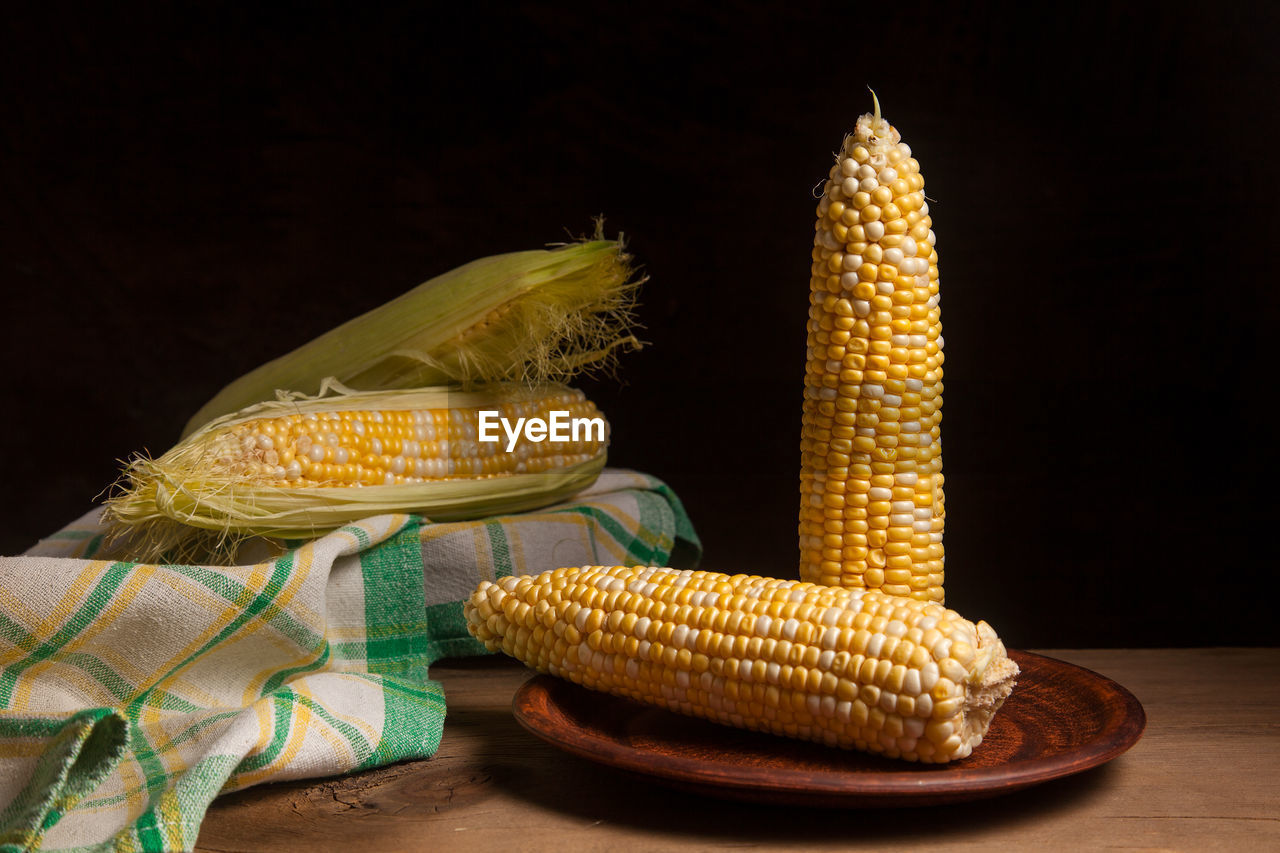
[{"left": 511, "top": 649, "right": 1145, "bottom": 806}]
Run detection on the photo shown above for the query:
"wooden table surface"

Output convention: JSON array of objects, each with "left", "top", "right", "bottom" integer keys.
[{"left": 194, "top": 648, "right": 1279, "bottom": 852}]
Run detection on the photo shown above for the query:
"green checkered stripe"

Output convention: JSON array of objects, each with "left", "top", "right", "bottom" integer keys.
[{"left": 0, "top": 469, "right": 700, "bottom": 852}]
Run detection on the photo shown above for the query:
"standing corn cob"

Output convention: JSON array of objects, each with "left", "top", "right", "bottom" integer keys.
[
  {"left": 106, "top": 384, "right": 608, "bottom": 562},
  {"left": 800, "top": 94, "right": 945, "bottom": 601},
  {"left": 465, "top": 565, "right": 1018, "bottom": 763}
]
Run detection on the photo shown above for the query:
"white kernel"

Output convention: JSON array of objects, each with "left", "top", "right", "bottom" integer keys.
[
  {"left": 859, "top": 176, "right": 878, "bottom": 192},
  {"left": 900, "top": 422, "right": 922, "bottom": 433},
  {"left": 755, "top": 614, "right": 773, "bottom": 637},
  {"left": 840, "top": 158, "right": 858, "bottom": 176},
  {"left": 909, "top": 334, "right": 928, "bottom": 347},
  {"left": 913, "top": 506, "right": 932, "bottom": 520},
  {"left": 856, "top": 164, "right": 876, "bottom": 179},
  {"left": 919, "top": 661, "right": 939, "bottom": 692},
  {"left": 864, "top": 221, "right": 886, "bottom": 241},
  {"left": 862, "top": 385, "right": 885, "bottom": 399},
  {"left": 842, "top": 253, "right": 862, "bottom": 271},
  {"left": 866, "top": 633, "right": 886, "bottom": 657},
  {"left": 891, "top": 500, "right": 915, "bottom": 512},
  {"left": 890, "top": 513, "right": 915, "bottom": 525},
  {"left": 853, "top": 299, "right": 871, "bottom": 316},
  {"left": 869, "top": 487, "right": 892, "bottom": 500},
  {"left": 877, "top": 167, "right": 898, "bottom": 184},
  {"left": 883, "top": 247, "right": 904, "bottom": 266},
  {"left": 840, "top": 271, "right": 859, "bottom": 290},
  {"left": 882, "top": 394, "right": 903, "bottom": 405},
  {"left": 900, "top": 237, "right": 918, "bottom": 257},
  {"left": 896, "top": 472, "right": 919, "bottom": 485},
  {"left": 902, "top": 668, "right": 922, "bottom": 697},
  {"left": 671, "top": 624, "right": 689, "bottom": 648},
  {"left": 876, "top": 280, "right": 894, "bottom": 294},
  {"left": 905, "top": 378, "right": 923, "bottom": 391},
  {"left": 841, "top": 176, "right": 858, "bottom": 197}
]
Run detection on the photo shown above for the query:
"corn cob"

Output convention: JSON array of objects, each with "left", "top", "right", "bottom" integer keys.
[
  {"left": 800, "top": 94, "right": 945, "bottom": 601},
  {"left": 183, "top": 237, "right": 641, "bottom": 436},
  {"left": 107, "top": 384, "right": 607, "bottom": 562},
  {"left": 465, "top": 565, "right": 1018, "bottom": 763}
]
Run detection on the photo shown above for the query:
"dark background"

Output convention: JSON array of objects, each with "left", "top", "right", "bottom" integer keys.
[{"left": 2, "top": 2, "right": 1276, "bottom": 647}]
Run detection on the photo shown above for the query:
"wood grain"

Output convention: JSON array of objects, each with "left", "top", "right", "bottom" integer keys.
[{"left": 195, "top": 648, "right": 1280, "bottom": 852}]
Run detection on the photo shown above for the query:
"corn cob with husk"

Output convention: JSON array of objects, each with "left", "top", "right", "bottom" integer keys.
[
  {"left": 800, "top": 94, "right": 945, "bottom": 602},
  {"left": 106, "top": 384, "right": 608, "bottom": 563},
  {"left": 103, "top": 231, "right": 641, "bottom": 563},
  {"left": 182, "top": 235, "right": 641, "bottom": 436},
  {"left": 465, "top": 565, "right": 1018, "bottom": 763}
]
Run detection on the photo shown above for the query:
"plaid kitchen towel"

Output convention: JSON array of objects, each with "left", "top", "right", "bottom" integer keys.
[{"left": 0, "top": 468, "right": 700, "bottom": 852}]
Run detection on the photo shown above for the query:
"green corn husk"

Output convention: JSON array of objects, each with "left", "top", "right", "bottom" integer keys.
[
  {"left": 107, "top": 384, "right": 609, "bottom": 565},
  {"left": 182, "top": 236, "right": 642, "bottom": 437}
]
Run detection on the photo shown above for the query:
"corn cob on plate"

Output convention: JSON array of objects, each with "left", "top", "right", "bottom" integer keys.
[
  {"left": 510, "top": 646, "right": 1145, "bottom": 806},
  {"left": 466, "top": 565, "right": 1019, "bottom": 764}
]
